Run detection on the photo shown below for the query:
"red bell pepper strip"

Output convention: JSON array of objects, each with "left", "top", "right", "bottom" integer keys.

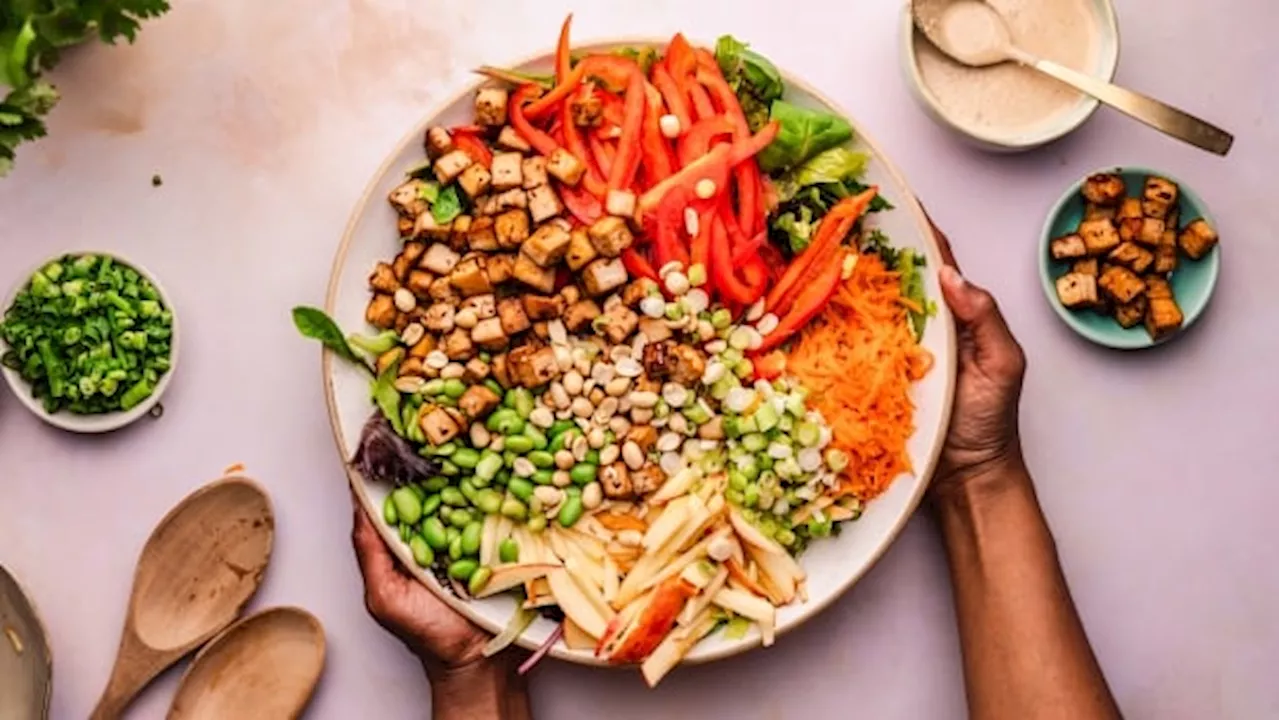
[
  {"left": 665, "top": 34, "right": 698, "bottom": 82},
  {"left": 559, "top": 182, "right": 603, "bottom": 225},
  {"left": 754, "top": 258, "right": 843, "bottom": 354},
  {"left": 509, "top": 85, "right": 559, "bottom": 156},
  {"left": 687, "top": 83, "right": 715, "bottom": 121},
  {"left": 562, "top": 97, "right": 609, "bottom": 197},
  {"left": 736, "top": 164, "right": 761, "bottom": 237},
  {"left": 690, "top": 208, "right": 714, "bottom": 268},
  {"left": 765, "top": 188, "right": 877, "bottom": 313},
  {"left": 678, "top": 115, "right": 735, "bottom": 166},
  {"left": 452, "top": 131, "right": 493, "bottom": 167},
  {"left": 638, "top": 143, "right": 730, "bottom": 214},
  {"left": 588, "top": 134, "right": 615, "bottom": 178},
  {"left": 607, "top": 68, "right": 646, "bottom": 193},
  {"left": 580, "top": 55, "right": 639, "bottom": 92},
  {"left": 622, "top": 248, "right": 660, "bottom": 283},
  {"left": 523, "top": 64, "right": 586, "bottom": 119},
  {"left": 727, "top": 120, "right": 779, "bottom": 166},
  {"left": 695, "top": 66, "right": 747, "bottom": 130},
  {"left": 555, "top": 14, "right": 574, "bottom": 81},
  {"left": 721, "top": 207, "right": 770, "bottom": 299},
  {"left": 650, "top": 189, "right": 692, "bottom": 268},
  {"left": 710, "top": 212, "right": 766, "bottom": 304},
  {"left": 640, "top": 83, "right": 674, "bottom": 182},
  {"left": 651, "top": 64, "right": 691, "bottom": 132}
]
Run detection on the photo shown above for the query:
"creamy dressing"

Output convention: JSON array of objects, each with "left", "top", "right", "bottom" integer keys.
[{"left": 914, "top": 0, "right": 1100, "bottom": 136}]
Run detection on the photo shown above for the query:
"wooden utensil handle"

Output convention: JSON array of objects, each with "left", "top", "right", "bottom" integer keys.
[{"left": 90, "top": 630, "right": 172, "bottom": 720}]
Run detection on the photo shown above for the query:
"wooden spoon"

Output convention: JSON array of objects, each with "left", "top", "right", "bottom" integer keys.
[
  {"left": 0, "top": 565, "right": 53, "bottom": 720},
  {"left": 167, "top": 607, "right": 326, "bottom": 720},
  {"left": 90, "top": 476, "right": 274, "bottom": 720}
]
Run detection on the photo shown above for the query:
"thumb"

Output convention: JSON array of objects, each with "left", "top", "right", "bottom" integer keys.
[{"left": 939, "top": 266, "right": 1021, "bottom": 371}]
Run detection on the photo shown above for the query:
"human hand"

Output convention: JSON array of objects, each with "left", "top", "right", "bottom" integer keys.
[
  {"left": 929, "top": 224, "right": 1028, "bottom": 501},
  {"left": 351, "top": 497, "right": 529, "bottom": 718}
]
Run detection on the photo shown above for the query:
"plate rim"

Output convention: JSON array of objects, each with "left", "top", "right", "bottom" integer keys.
[{"left": 321, "top": 36, "right": 957, "bottom": 666}]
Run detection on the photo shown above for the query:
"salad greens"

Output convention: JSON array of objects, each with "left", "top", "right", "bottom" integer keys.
[
  {"left": 1, "top": 0, "right": 170, "bottom": 175},
  {"left": 756, "top": 100, "right": 853, "bottom": 173},
  {"left": 714, "top": 35, "right": 783, "bottom": 133},
  {"left": 408, "top": 180, "right": 465, "bottom": 227},
  {"left": 372, "top": 358, "right": 404, "bottom": 435},
  {"left": 1, "top": 254, "right": 173, "bottom": 413},
  {"left": 291, "top": 306, "right": 366, "bottom": 368},
  {"left": 769, "top": 146, "right": 892, "bottom": 254},
  {"left": 859, "top": 233, "right": 936, "bottom": 340}
]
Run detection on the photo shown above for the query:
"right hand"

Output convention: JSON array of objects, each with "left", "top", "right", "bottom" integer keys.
[{"left": 929, "top": 225, "right": 1028, "bottom": 500}]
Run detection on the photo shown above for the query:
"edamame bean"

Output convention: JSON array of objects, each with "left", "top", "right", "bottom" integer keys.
[
  {"left": 728, "top": 471, "right": 748, "bottom": 491},
  {"left": 398, "top": 522, "right": 411, "bottom": 542},
  {"left": 407, "top": 484, "right": 427, "bottom": 502},
  {"left": 475, "top": 452, "right": 504, "bottom": 481},
  {"left": 441, "top": 378, "right": 466, "bottom": 399},
  {"left": 468, "top": 565, "right": 493, "bottom": 595},
  {"left": 508, "top": 388, "right": 534, "bottom": 418},
  {"left": 484, "top": 379, "right": 503, "bottom": 396},
  {"left": 507, "top": 478, "right": 535, "bottom": 502},
  {"left": 527, "top": 514, "right": 547, "bottom": 532},
  {"left": 458, "top": 479, "right": 479, "bottom": 503},
  {"left": 423, "top": 378, "right": 446, "bottom": 395},
  {"left": 743, "top": 484, "right": 760, "bottom": 508},
  {"left": 807, "top": 516, "right": 832, "bottom": 538},
  {"left": 584, "top": 449, "right": 600, "bottom": 465},
  {"left": 547, "top": 430, "right": 573, "bottom": 453},
  {"left": 557, "top": 496, "right": 584, "bottom": 527},
  {"left": 433, "top": 442, "right": 458, "bottom": 456},
  {"left": 422, "top": 517, "right": 449, "bottom": 551},
  {"left": 448, "top": 559, "right": 479, "bottom": 581},
  {"left": 391, "top": 487, "right": 423, "bottom": 525},
  {"left": 409, "top": 535, "right": 434, "bottom": 567},
  {"left": 524, "top": 425, "right": 548, "bottom": 450},
  {"left": 499, "top": 538, "right": 519, "bottom": 563},
  {"left": 461, "top": 522, "right": 483, "bottom": 556},
  {"left": 421, "top": 494, "right": 442, "bottom": 517},
  {"left": 452, "top": 448, "right": 480, "bottom": 469},
  {"left": 504, "top": 435, "right": 535, "bottom": 454},
  {"left": 528, "top": 450, "right": 555, "bottom": 469},
  {"left": 500, "top": 497, "right": 528, "bottom": 520},
  {"left": 549, "top": 419, "right": 577, "bottom": 437},
  {"left": 439, "top": 460, "right": 460, "bottom": 476},
  {"left": 569, "top": 463, "right": 597, "bottom": 486},
  {"left": 725, "top": 488, "right": 745, "bottom": 505},
  {"left": 382, "top": 495, "right": 399, "bottom": 525},
  {"left": 494, "top": 470, "right": 511, "bottom": 487},
  {"left": 486, "top": 408, "right": 518, "bottom": 432},
  {"left": 440, "top": 487, "right": 467, "bottom": 507},
  {"left": 775, "top": 528, "right": 796, "bottom": 546},
  {"left": 496, "top": 414, "right": 525, "bottom": 435},
  {"left": 532, "top": 469, "right": 554, "bottom": 486},
  {"left": 448, "top": 535, "right": 464, "bottom": 561},
  {"left": 449, "top": 508, "right": 473, "bottom": 528},
  {"left": 564, "top": 486, "right": 581, "bottom": 499},
  {"left": 424, "top": 476, "right": 448, "bottom": 492},
  {"left": 476, "top": 489, "right": 503, "bottom": 515}
]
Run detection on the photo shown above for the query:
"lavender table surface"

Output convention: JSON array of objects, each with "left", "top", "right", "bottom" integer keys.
[{"left": 1, "top": 1, "right": 1276, "bottom": 718}]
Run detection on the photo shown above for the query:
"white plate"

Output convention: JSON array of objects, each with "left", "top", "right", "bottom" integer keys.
[
  {"left": 0, "top": 252, "right": 179, "bottom": 433},
  {"left": 323, "top": 39, "right": 956, "bottom": 668}
]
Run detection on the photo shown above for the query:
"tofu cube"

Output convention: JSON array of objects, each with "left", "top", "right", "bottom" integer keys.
[
  {"left": 475, "top": 87, "right": 509, "bottom": 127},
  {"left": 1135, "top": 217, "right": 1165, "bottom": 247},
  {"left": 606, "top": 189, "right": 637, "bottom": 218},
  {"left": 1114, "top": 296, "right": 1148, "bottom": 329},
  {"left": 458, "top": 384, "right": 501, "bottom": 420},
  {"left": 526, "top": 185, "right": 563, "bottom": 224},
  {"left": 1178, "top": 219, "right": 1219, "bottom": 260},
  {"left": 497, "top": 297, "right": 532, "bottom": 335},
  {"left": 546, "top": 147, "right": 585, "bottom": 185},
  {"left": 419, "top": 243, "right": 461, "bottom": 275},
  {"left": 389, "top": 179, "right": 431, "bottom": 217},
  {"left": 587, "top": 216, "right": 635, "bottom": 257},
  {"left": 638, "top": 316, "right": 673, "bottom": 343},
  {"left": 601, "top": 303, "right": 639, "bottom": 344},
  {"left": 1050, "top": 233, "right": 1087, "bottom": 260},
  {"left": 449, "top": 257, "right": 493, "bottom": 297},
  {"left": 563, "top": 299, "right": 602, "bottom": 333},
  {"left": 424, "top": 126, "right": 454, "bottom": 158},
  {"left": 461, "top": 294, "right": 497, "bottom": 320},
  {"left": 1107, "top": 243, "right": 1155, "bottom": 274},
  {"left": 513, "top": 252, "right": 557, "bottom": 293},
  {"left": 523, "top": 223, "right": 573, "bottom": 266},
  {"left": 1153, "top": 237, "right": 1178, "bottom": 274},
  {"left": 471, "top": 317, "right": 508, "bottom": 351},
  {"left": 1165, "top": 206, "right": 1181, "bottom": 231},
  {"left": 457, "top": 163, "right": 492, "bottom": 199},
  {"left": 508, "top": 345, "right": 561, "bottom": 387},
  {"left": 486, "top": 254, "right": 516, "bottom": 285},
  {"left": 463, "top": 357, "right": 491, "bottom": 383},
  {"left": 490, "top": 152, "right": 524, "bottom": 191},
  {"left": 1078, "top": 218, "right": 1121, "bottom": 256},
  {"left": 1118, "top": 217, "right": 1142, "bottom": 243},
  {"left": 1117, "top": 197, "right": 1143, "bottom": 222},
  {"left": 1145, "top": 297, "right": 1183, "bottom": 340},
  {"left": 407, "top": 333, "right": 436, "bottom": 358},
  {"left": 621, "top": 278, "right": 659, "bottom": 307},
  {"left": 522, "top": 158, "right": 549, "bottom": 190},
  {"left": 413, "top": 211, "right": 453, "bottom": 242},
  {"left": 391, "top": 241, "right": 426, "bottom": 281},
  {"left": 1083, "top": 203, "right": 1118, "bottom": 222},
  {"left": 442, "top": 328, "right": 474, "bottom": 360},
  {"left": 522, "top": 294, "right": 565, "bottom": 321},
  {"left": 496, "top": 126, "right": 532, "bottom": 153},
  {"left": 428, "top": 276, "right": 459, "bottom": 302},
  {"left": 559, "top": 284, "right": 581, "bottom": 306},
  {"left": 1098, "top": 265, "right": 1146, "bottom": 304},
  {"left": 365, "top": 294, "right": 397, "bottom": 328},
  {"left": 433, "top": 149, "right": 473, "bottom": 184},
  {"left": 368, "top": 262, "right": 399, "bottom": 293},
  {"left": 1145, "top": 275, "right": 1174, "bottom": 300},
  {"left": 405, "top": 270, "right": 435, "bottom": 298},
  {"left": 420, "top": 406, "right": 461, "bottom": 444},
  {"left": 1055, "top": 273, "right": 1098, "bottom": 309},
  {"left": 422, "top": 302, "right": 456, "bottom": 333},
  {"left": 492, "top": 188, "right": 528, "bottom": 213},
  {"left": 1142, "top": 176, "right": 1179, "bottom": 218},
  {"left": 1081, "top": 173, "right": 1126, "bottom": 206},
  {"left": 1071, "top": 258, "right": 1099, "bottom": 277},
  {"left": 472, "top": 194, "right": 497, "bottom": 216},
  {"left": 494, "top": 210, "right": 531, "bottom": 249},
  {"left": 449, "top": 215, "right": 473, "bottom": 250},
  {"left": 466, "top": 216, "right": 499, "bottom": 251},
  {"left": 582, "top": 258, "right": 628, "bottom": 296},
  {"left": 397, "top": 216, "right": 414, "bottom": 237}
]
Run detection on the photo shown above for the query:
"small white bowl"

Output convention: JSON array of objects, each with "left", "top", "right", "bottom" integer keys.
[
  {"left": 898, "top": 1, "right": 1121, "bottom": 152},
  {"left": 0, "top": 252, "right": 179, "bottom": 433}
]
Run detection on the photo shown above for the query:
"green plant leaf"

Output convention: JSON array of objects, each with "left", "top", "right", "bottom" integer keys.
[{"left": 291, "top": 306, "right": 367, "bottom": 369}]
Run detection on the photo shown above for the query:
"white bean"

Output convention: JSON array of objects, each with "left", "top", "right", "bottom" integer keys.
[
  {"left": 529, "top": 406, "right": 555, "bottom": 429},
  {"left": 393, "top": 288, "right": 416, "bottom": 312},
  {"left": 628, "top": 390, "right": 659, "bottom": 408},
  {"left": 587, "top": 427, "right": 606, "bottom": 449},
  {"left": 582, "top": 482, "right": 604, "bottom": 510},
  {"left": 605, "top": 377, "right": 631, "bottom": 397},
  {"left": 615, "top": 357, "right": 643, "bottom": 377},
  {"left": 563, "top": 370, "right": 584, "bottom": 396},
  {"left": 656, "top": 432, "right": 682, "bottom": 453},
  {"left": 440, "top": 362, "right": 465, "bottom": 379},
  {"left": 553, "top": 470, "right": 573, "bottom": 487},
  {"left": 571, "top": 396, "right": 594, "bottom": 418},
  {"left": 661, "top": 382, "right": 688, "bottom": 408},
  {"left": 513, "top": 458, "right": 536, "bottom": 477},
  {"left": 469, "top": 423, "right": 491, "bottom": 448},
  {"left": 400, "top": 323, "right": 425, "bottom": 347},
  {"left": 534, "top": 486, "right": 564, "bottom": 508},
  {"left": 600, "top": 444, "right": 620, "bottom": 465},
  {"left": 622, "top": 441, "right": 645, "bottom": 470},
  {"left": 425, "top": 350, "right": 450, "bottom": 370},
  {"left": 554, "top": 449, "right": 576, "bottom": 469}
]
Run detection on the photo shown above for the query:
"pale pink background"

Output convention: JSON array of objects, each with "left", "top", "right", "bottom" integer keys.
[{"left": 1, "top": 1, "right": 1276, "bottom": 718}]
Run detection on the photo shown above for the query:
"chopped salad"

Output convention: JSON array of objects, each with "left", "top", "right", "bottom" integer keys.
[{"left": 297, "top": 18, "right": 935, "bottom": 686}]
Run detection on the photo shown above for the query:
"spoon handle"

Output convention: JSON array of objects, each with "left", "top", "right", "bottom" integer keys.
[{"left": 1019, "top": 54, "right": 1234, "bottom": 156}]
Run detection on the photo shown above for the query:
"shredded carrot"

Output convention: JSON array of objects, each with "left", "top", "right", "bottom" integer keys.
[{"left": 786, "top": 254, "right": 933, "bottom": 500}]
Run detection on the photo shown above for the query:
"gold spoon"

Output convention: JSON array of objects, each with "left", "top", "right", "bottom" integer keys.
[
  {"left": 167, "top": 607, "right": 326, "bottom": 720},
  {"left": 90, "top": 476, "right": 274, "bottom": 720},
  {"left": 911, "top": 0, "right": 1234, "bottom": 155},
  {"left": 1, "top": 565, "right": 53, "bottom": 720}
]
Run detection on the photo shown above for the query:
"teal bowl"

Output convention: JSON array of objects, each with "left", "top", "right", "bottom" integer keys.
[{"left": 1038, "top": 166, "right": 1221, "bottom": 349}]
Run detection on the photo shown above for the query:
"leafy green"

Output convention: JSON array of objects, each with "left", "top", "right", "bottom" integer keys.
[
  {"left": 757, "top": 100, "right": 853, "bottom": 173},
  {"left": 291, "top": 306, "right": 367, "bottom": 369},
  {"left": 1, "top": 0, "right": 170, "bottom": 175},
  {"left": 371, "top": 359, "right": 403, "bottom": 436},
  {"left": 476, "top": 65, "right": 554, "bottom": 89},
  {"left": 714, "top": 35, "right": 784, "bottom": 133},
  {"left": 431, "top": 184, "right": 464, "bottom": 224},
  {"left": 790, "top": 147, "right": 868, "bottom": 190},
  {"left": 349, "top": 330, "right": 400, "bottom": 356},
  {"left": 891, "top": 248, "right": 936, "bottom": 340},
  {"left": 611, "top": 46, "right": 658, "bottom": 75},
  {"left": 0, "top": 254, "right": 173, "bottom": 414},
  {"left": 769, "top": 147, "right": 892, "bottom": 254}
]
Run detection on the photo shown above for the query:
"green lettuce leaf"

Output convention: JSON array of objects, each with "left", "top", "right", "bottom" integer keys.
[
  {"left": 714, "top": 35, "right": 784, "bottom": 133},
  {"left": 371, "top": 359, "right": 404, "bottom": 436},
  {"left": 757, "top": 100, "right": 853, "bottom": 172},
  {"left": 431, "top": 184, "right": 464, "bottom": 224}
]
